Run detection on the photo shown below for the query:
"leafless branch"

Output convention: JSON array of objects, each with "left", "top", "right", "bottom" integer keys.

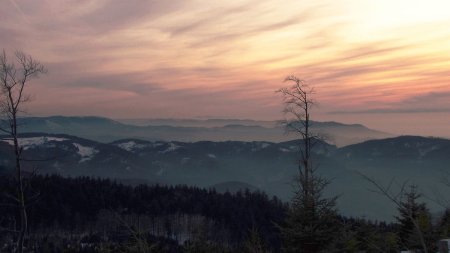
[
  {"left": 0, "top": 49, "right": 46, "bottom": 253},
  {"left": 358, "top": 172, "right": 428, "bottom": 253}
]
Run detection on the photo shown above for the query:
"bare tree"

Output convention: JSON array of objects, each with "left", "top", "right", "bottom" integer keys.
[
  {"left": 0, "top": 49, "right": 46, "bottom": 253},
  {"left": 277, "top": 76, "right": 338, "bottom": 253},
  {"left": 278, "top": 76, "right": 316, "bottom": 194}
]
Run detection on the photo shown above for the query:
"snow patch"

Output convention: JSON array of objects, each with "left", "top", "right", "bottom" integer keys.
[
  {"left": 73, "top": 143, "right": 98, "bottom": 162},
  {"left": 251, "top": 142, "right": 271, "bottom": 151},
  {"left": 1, "top": 136, "right": 68, "bottom": 150},
  {"left": 159, "top": 143, "right": 181, "bottom": 153},
  {"left": 116, "top": 141, "right": 165, "bottom": 152},
  {"left": 261, "top": 143, "right": 270, "bottom": 149},
  {"left": 117, "top": 141, "right": 146, "bottom": 152},
  {"left": 419, "top": 145, "right": 440, "bottom": 158},
  {"left": 207, "top": 154, "right": 216, "bottom": 158},
  {"left": 152, "top": 142, "right": 164, "bottom": 147}
]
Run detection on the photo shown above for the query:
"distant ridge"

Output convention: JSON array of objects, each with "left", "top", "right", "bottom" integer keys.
[
  {"left": 14, "top": 116, "right": 392, "bottom": 146},
  {"left": 117, "top": 117, "right": 368, "bottom": 128},
  {"left": 1, "top": 133, "right": 450, "bottom": 220},
  {"left": 337, "top": 135, "right": 450, "bottom": 160}
]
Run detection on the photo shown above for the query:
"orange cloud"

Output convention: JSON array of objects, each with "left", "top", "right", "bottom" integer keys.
[{"left": 1, "top": 0, "right": 450, "bottom": 136}]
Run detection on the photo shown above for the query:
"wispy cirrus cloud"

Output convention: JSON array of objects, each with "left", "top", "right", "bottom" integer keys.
[
  {"left": 1, "top": 0, "right": 450, "bottom": 137},
  {"left": 328, "top": 91, "right": 450, "bottom": 114},
  {"left": 330, "top": 108, "right": 450, "bottom": 114}
]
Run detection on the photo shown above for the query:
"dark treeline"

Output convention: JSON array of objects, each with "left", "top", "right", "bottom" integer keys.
[
  {"left": 0, "top": 174, "right": 287, "bottom": 252},
  {"left": 0, "top": 174, "right": 428, "bottom": 253}
]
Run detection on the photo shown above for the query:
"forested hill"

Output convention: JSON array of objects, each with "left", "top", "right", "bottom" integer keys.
[
  {"left": 0, "top": 174, "right": 286, "bottom": 252},
  {"left": 2, "top": 133, "right": 450, "bottom": 220},
  {"left": 0, "top": 174, "right": 400, "bottom": 252}
]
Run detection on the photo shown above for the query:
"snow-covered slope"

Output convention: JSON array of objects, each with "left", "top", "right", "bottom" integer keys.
[
  {"left": 2, "top": 133, "right": 450, "bottom": 221},
  {"left": 0, "top": 133, "right": 146, "bottom": 178}
]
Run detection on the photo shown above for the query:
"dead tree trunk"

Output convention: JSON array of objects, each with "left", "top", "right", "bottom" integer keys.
[{"left": 0, "top": 50, "right": 45, "bottom": 253}]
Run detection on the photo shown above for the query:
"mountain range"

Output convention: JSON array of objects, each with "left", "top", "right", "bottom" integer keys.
[
  {"left": 1, "top": 131, "right": 449, "bottom": 221},
  {"left": 14, "top": 116, "right": 391, "bottom": 147}
]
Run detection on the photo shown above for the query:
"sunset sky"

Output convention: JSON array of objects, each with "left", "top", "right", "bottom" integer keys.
[{"left": 1, "top": 0, "right": 450, "bottom": 137}]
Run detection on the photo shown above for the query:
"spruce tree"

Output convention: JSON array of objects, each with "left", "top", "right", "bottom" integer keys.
[{"left": 395, "top": 185, "right": 434, "bottom": 252}]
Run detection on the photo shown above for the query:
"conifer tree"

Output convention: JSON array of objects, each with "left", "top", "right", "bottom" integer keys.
[{"left": 395, "top": 185, "right": 435, "bottom": 252}]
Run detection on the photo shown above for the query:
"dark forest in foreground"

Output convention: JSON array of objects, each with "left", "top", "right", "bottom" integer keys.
[
  {"left": 1, "top": 174, "right": 287, "bottom": 252},
  {"left": 4, "top": 174, "right": 450, "bottom": 252}
]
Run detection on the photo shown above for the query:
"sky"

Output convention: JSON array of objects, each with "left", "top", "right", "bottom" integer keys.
[{"left": 1, "top": 0, "right": 450, "bottom": 137}]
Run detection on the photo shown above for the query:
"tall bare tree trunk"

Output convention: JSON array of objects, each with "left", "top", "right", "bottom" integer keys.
[
  {"left": 12, "top": 116, "right": 27, "bottom": 253},
  {"left": 0, "top": 50, "right": 46, "bottom": 253},
  {"left": 278, "top": 76, "right": 338, "bottom": 253}
]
